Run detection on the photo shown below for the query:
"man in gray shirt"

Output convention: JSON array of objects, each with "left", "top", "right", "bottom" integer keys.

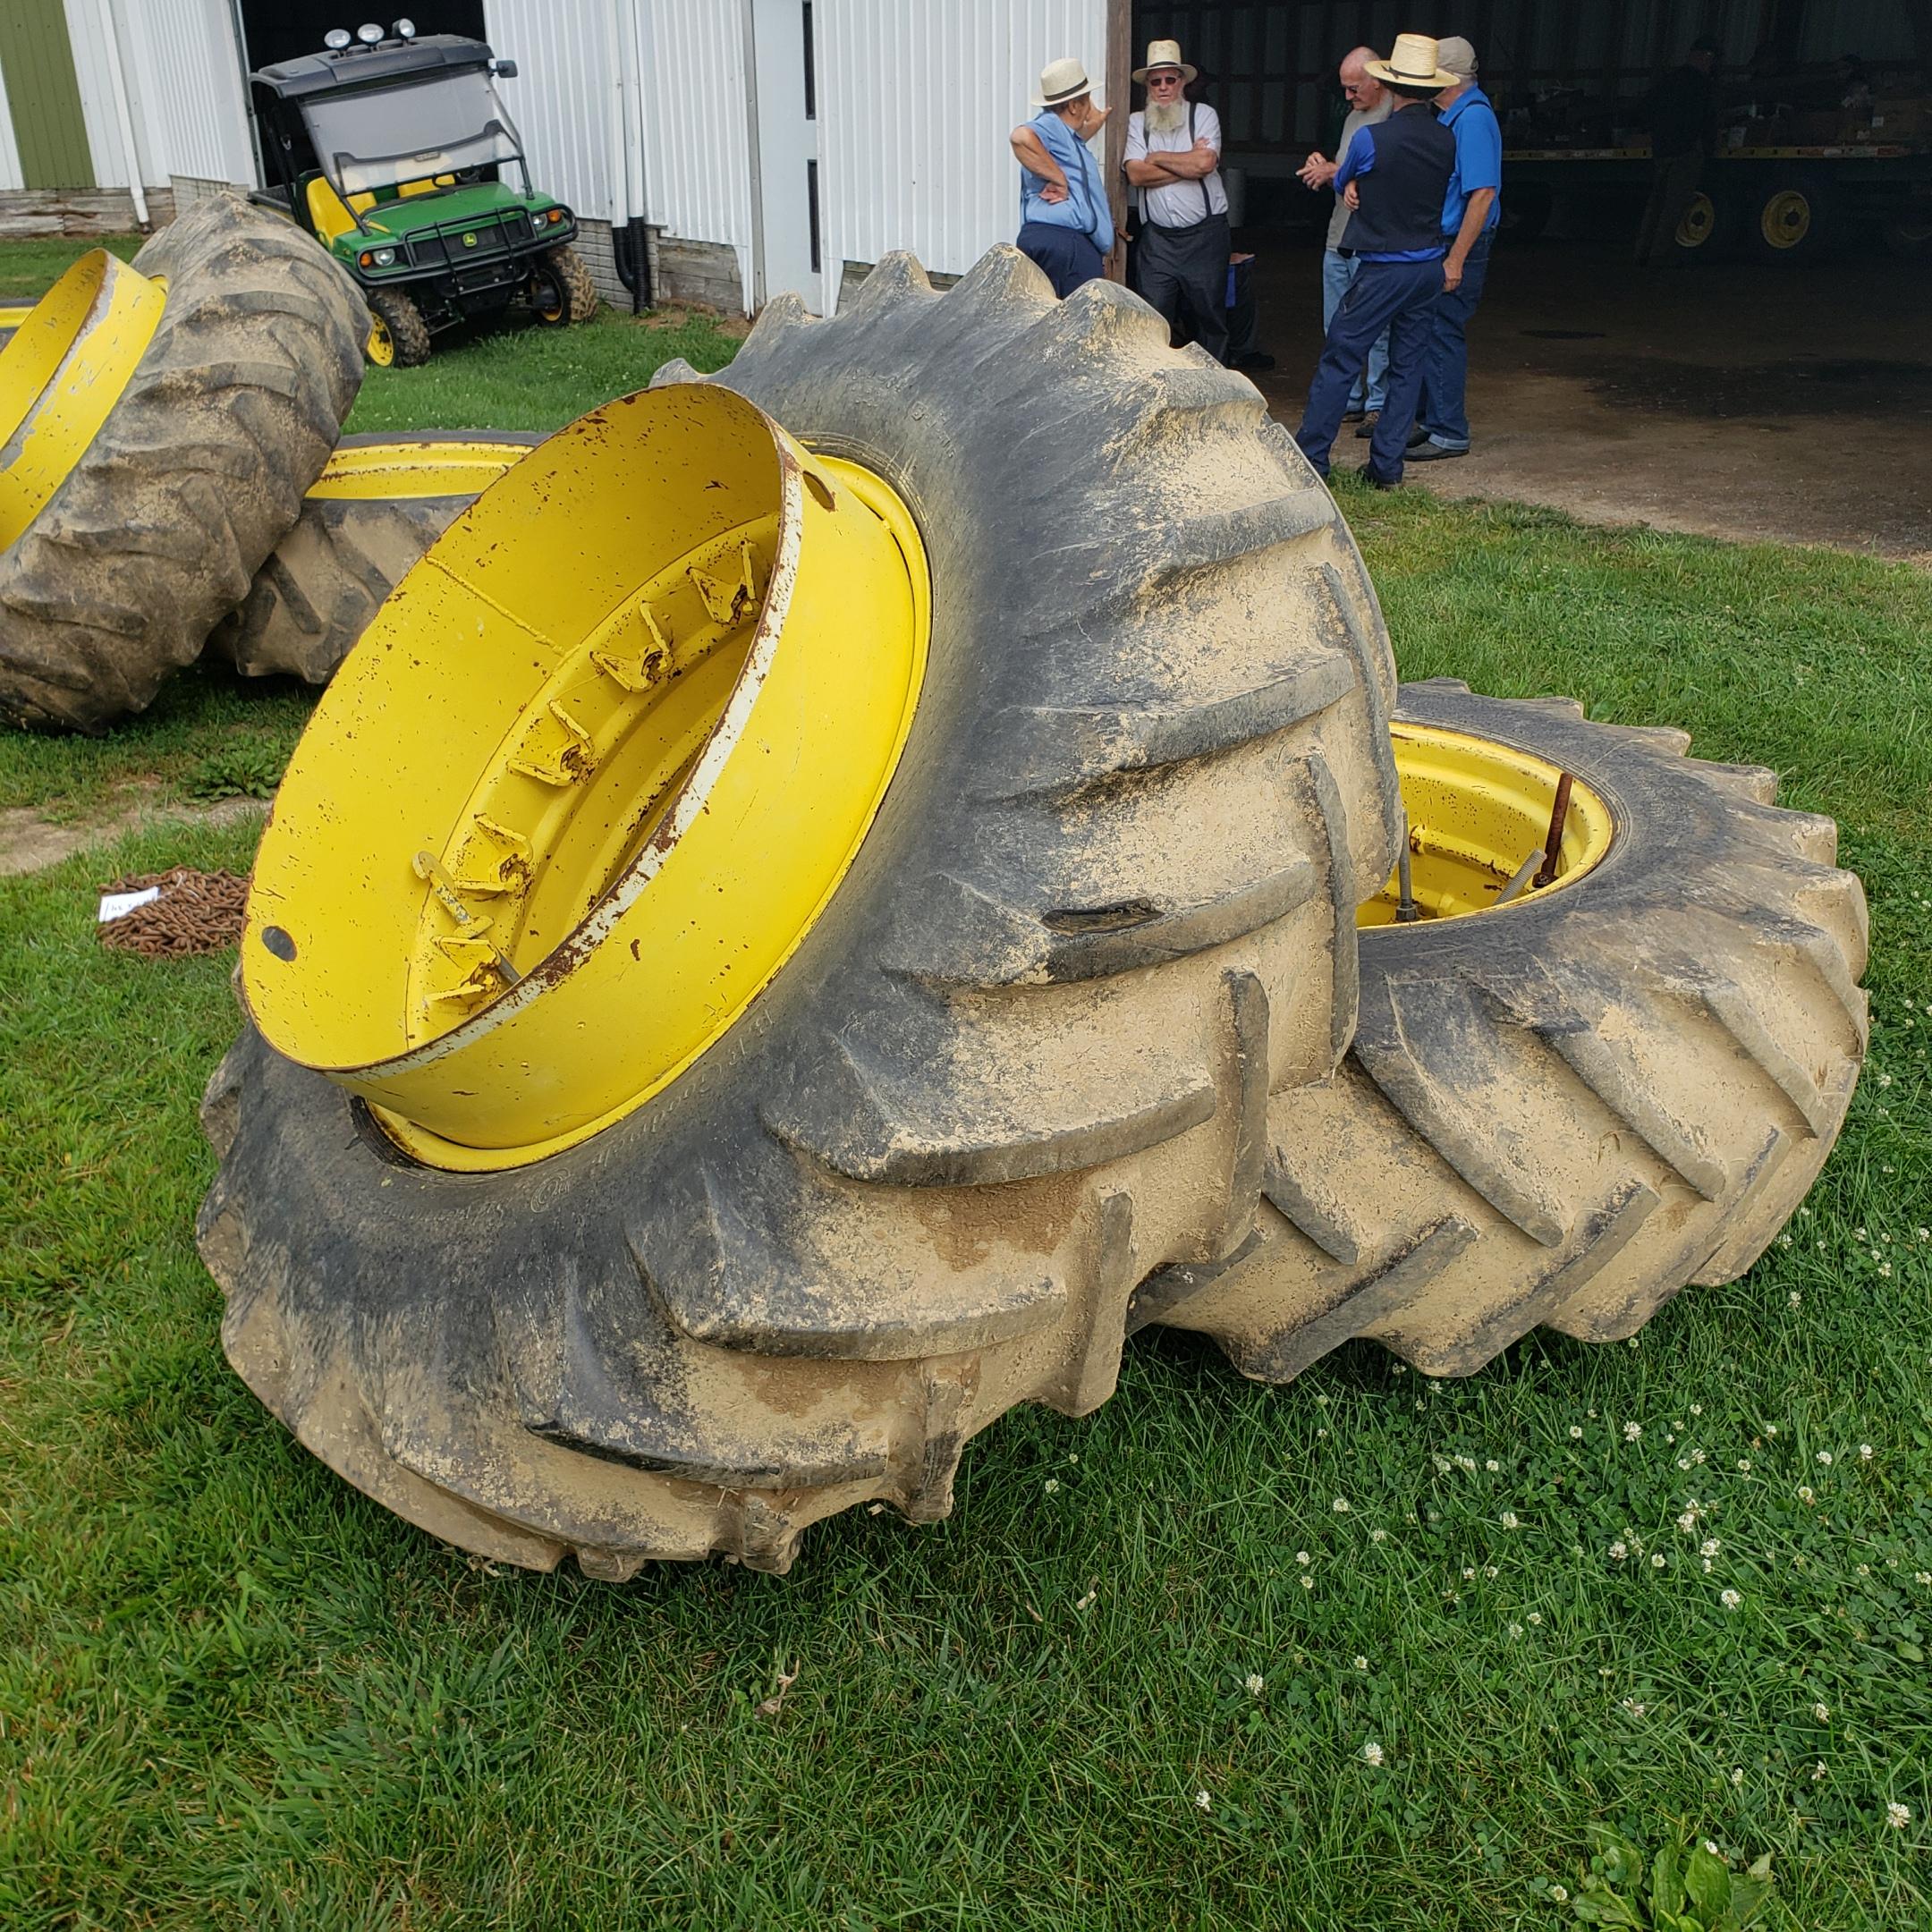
[{"left": 1300, "top": 47, "right": 1392, "bottom": 428}]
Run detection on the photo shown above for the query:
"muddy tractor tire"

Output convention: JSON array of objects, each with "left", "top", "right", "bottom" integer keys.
[
  {"left": 0, "top": 195, "right": 365, "bottom": 733},
  {"left": 366, "top": 288, "right": 433, "bottom": 368},
  {"left": 530, "top": 244, "right": 597, "bottom": 326},
  {"left": 199, "top": 249, "right": 1404, "bottom": 1577},
  {"left": 1133, "top": 679, "right": 1868, "bottom": 1381},
  {"left": 209, "top": 432, "right": 543, "bottom": 682}
]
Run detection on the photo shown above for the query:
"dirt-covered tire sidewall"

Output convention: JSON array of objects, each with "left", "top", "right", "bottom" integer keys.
[
  {"left": 0, "top": 194, "right": 365, "bottom": 731},
  {"left": 369, "top": 290, "right": 432, "bottom": 366}
]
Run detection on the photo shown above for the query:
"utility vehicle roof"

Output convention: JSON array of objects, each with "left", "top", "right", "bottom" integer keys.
[{"left": 251, "top": 34, "right": 496, "bottom": 102}]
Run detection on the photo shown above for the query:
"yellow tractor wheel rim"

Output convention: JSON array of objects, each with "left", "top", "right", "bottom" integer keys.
[
  {"left": 366, "top": 312, "right": 395, "bottom": 366},
  {"left": 1676, "top": 191, "right": 1716, "bottom": 248},
  {"left": 243, "top": 383, "right": 930, "bottom": 1173},
  {"left": 307, "top": 437, "right": 536, "bottom": 500},
  {"left": 1359, "top": 722, "right": 1613, "bottom": 926},
  {"left": 1761, "top": 190, "right": 1811, "bottom": 249},
  {"left": 0, "top": 250, "right": 165, "bottom": 548}
]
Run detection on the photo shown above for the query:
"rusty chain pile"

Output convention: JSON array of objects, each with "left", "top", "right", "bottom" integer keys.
[{"left": 97, "top": 869, "right": 249, "bottom": 957}]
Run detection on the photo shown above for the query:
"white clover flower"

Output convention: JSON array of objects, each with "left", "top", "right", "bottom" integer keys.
[
  {"left": 1528, "top": 1612, "right": 1542, "bottom": 1625},
  {"left": 1361, "top": 1741, "right": 1385, "bottom": 1767},
  {"left": 1569, "top": 1425, "right": 1583, "bottom": 1439},
  {"left": 1701, "top": 1538, "right": 1722, "bottom": 1556},
  {"left": 1677, "top": 1457, "right": 1692, "bottom": 1471},
  {"left": 1813, "top": 1761, "right": 1827, "bottom": 1781},
  {"left": 1454, "top": 1454, "right": 1478, "bottom": 1473},
  {"left": 1798, "top": 1485, "right": 1815, "bottom": 1503},
  {"left": 1879, "top": 1262, "right": 1893, "bottom": 1277},
  {"left": 1704, "top": 1841, "right": 1721, "bottom": 1856},
  {"left": 1887, "top": 1801, "right": 1910, "bottom": 1829},
  {"left": 1690, "top": 1403, "right": 1703, "bottom": 1416},
  {"left": 1621, "top": 1699, "right": 1646, "bottom": 1716},
  {"left": 1301, "top": 1574, "right": 1315, "bottom": 1590},
  {"left": 1815, "top": 1703, "right": 1830, "bottom": 1722},
  {"left": 1860, "top": 1444, "right": 1874, "bottom": 1461},
  {"left": 1702, "top": 1558, "right": 1714, "bottom": 1573},
  {"left": 1678, "top": 1511, "right": 1699, "bottom": 1535},
  {"left": 1463, "top": 1566, "right": 1477, "bottom": 1580},
  {"left": 1353, "top": 1655, "right": 1368, "bottom": 1671},
  {"left": 1651, "top": 1555, "right": 1666, "bottom": 1570},
  {"left": 1789, "top": 1291, "right": 1802, "bottom": 1309},
  {"left": 1737, "top": 1459, "right": 1751, "bottom": 1472},
  {"left": 1917, "top": 1572, "right": 1932, "bottom": 1587},
  {"left": 1609, "top": 1540, "right": 1629, "bottom": 1561},
  {"left": 1332, "top": 1497, "right": 1351, "bottom": 1513},
  {"left": 1295, "top": 1550, "right": 1310, "bottom": 1565},
  {"left": 1501, "top": 1512, "right": 1520, "bottom": 1530},
  {"left": 1370, "top": 1527, "right": 1386, "bottom": 1542},
  {"left": 1195, "top": 1788, "right": 1212, "bottom": 1811},
  {"left": 1767, "top": 1424, "right": 1778, "bottom": 1435},
  {"left": 1721, "top": 1589, "right": 1741, "bottom": 1609},
  {"left": 1817, "top": 1451, "right": 1833, "bottom": 1467},
  {"left": 1045, "top": 1478, "right": 1061, "bottom": 1493},
  {"left": 1550, "top": 1885, "right": 1569, "bottom": 1905},
  {"left": 1730, "top": 1767, "right": 1744, "bottom": 1786},
  {"left": 1507, "top": 1623, "right": 1524, "bottom": 1639},
  {"left": 1485, "top": 1458, "right": 1500, "bottom": 1472},
  {"left": 1484, "top": 1565, "right": 1497, "bottom": 1579},
  {"left": 1623, "top": 1421, "right": 1642, "bottom": 1442}
]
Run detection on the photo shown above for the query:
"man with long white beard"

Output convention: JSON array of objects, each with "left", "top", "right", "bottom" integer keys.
[{"left": 1123, "top": 39, "right": 1230, "bottom": 365}]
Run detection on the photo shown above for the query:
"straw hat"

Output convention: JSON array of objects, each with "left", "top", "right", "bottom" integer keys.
[
  {"left": 1032, "top": 56, "right": 1094, "bottom": 107},
  {"left": 1133, "top": 39, "right": 1198, "bottom": 84},
  {"left": 1365, "top": 33, "right": 1458, "bottom": 90}
]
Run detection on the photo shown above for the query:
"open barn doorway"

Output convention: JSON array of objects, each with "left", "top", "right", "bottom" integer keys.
[{"left": 235, "top": 3, "right": 487, "bottom": 75}]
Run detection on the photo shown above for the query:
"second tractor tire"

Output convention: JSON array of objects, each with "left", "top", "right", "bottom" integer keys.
[{"left": 1134, "top": 679, "right": 1868, "bottom": 1380}]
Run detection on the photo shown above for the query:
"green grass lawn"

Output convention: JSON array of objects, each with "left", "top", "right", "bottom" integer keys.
[
  {"left": 2, "top": 302, "right": 1928, "bottom": 1930},
  {"left": 0, "top": 231, "right": 141, "bottom": 303}
]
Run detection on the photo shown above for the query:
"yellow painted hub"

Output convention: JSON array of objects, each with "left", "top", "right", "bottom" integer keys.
[
  {"left": 307, "top": 437, "right": 535, "bottom": 501},
  {"left": 1675, "top": 192, "right": 1716, "bottom": 248},
  {"left": 1358, "top": 722, "right": 1613, "bottom": 926},
  {"left": 366, "top": 314, "right": 395, "bottom": 366},
  {"left": 244, "top": 384, "right": 930, "bottom": 1172},
  {"left": 1761, "top": 190, "right": 1811, "bottom": 249},
  {"left": 0, "top": 250, "right": 165, "bottom": 547}
]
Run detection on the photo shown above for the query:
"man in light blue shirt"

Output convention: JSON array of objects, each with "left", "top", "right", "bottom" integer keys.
[
  {"left": 1011, "top": 57, "right": 1114, "bottom": 298},
  {"left": 1409, "top": 35, "right": 1502, "bottom": 462}
]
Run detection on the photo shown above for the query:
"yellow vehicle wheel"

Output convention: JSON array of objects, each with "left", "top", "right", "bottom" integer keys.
[
  {"left": 0, "top": 195, "right": 364, "bottom": 732},
  {"left": 1137, "top": 680, "right": 1867, "bottom": 1381},
  {"left": 1749, "top": 174, "right": 1833, "bottom": 261},
  {"left": 366, "top": 312, "right": 396, "bottom": 366},
  {"left": 528, "top": 244, "right": 597, "bottom": 326},
  {"left": 199, "top": 249, "right": 1404, "bottom": 1577},
  {"left": 368, "top": 288, "right": 431, "bottom": 366},
  {"left": 210, "top": 431, "right": 543, "bottom": 682}
]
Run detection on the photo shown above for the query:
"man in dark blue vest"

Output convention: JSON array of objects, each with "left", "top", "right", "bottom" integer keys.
[{"left": 1293, "top": 34, "right": 1458, "bottom": 490}]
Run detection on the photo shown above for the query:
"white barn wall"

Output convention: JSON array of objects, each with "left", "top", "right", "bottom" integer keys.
[
  {"left": 122, "top": 0, "right": 255, "bottom": 187},
  {"left": 813, "top": 0, "right": 1107, "bottom": 312},
  {"left": 487, "top": 0, "right": 622, "bottom": 224}
]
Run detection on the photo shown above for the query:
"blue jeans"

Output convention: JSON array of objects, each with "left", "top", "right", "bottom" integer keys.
[
  {"left": 1321, "top": 250, "right": 1388, "bottom": 412},
  {"left": 1295, "top": 256, "right": 1443, "bottom": 485},
  {"left": 1417, "top": 231, "right": 1493, "bottom": 451},
  {"left": 1017, "top": 222, "right": 1104, "bottom": 299}
]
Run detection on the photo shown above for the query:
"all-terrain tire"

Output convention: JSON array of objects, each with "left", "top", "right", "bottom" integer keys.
[
  {"left": 530, "top": 244, "right": 597, "bottom": 325},
  {"left": 208, "top": 432, "right": 544, "bottom": 682},
  {"left": 0, "top": 195, "right": 365, "bottom": 732},
  {"left": 199, "top": 250, "right": 1402, "bottom": 1577},
  {"left": 1131, "top": 679, "right": 1868, "bottom": 1380},
  {"left": 368, "top": 288, "right": 432, "bottom": 367}
]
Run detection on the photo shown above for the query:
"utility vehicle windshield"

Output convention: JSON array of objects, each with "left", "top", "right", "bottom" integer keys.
[{"left": 301, "top": 69, "right": 524, "bottom": 198}]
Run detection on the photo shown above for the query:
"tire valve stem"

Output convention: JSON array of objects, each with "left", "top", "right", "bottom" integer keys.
[
  {"left": 1531, "top": 772, "right": 1575, "bottom": 892},
  {"left": 413, "top": 851, "right": 524, "bottom": 987},
  {"left": 1395, "top": 810, "right": 1421, "bottom": 923}
]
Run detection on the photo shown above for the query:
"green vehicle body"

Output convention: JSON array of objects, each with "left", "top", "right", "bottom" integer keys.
[{"left": 249, "top": 30, "right": 589, "bottom": 360}]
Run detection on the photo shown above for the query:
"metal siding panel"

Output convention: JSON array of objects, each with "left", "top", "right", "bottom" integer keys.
[
  {"left": 487, "top": 0, "right": 620, "bottom": 221},
  {"left": 816, "top": 0, "right": 1106, "bottom": 304},
  {"left": 637, "top": 0, "right": 752, "bottom": 297},
  {"left": 114, "top": 0, "right": 254, "bottom": 185}
]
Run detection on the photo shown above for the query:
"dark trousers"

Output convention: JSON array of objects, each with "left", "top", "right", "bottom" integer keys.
[
  {"left": 1294, "top": 256, "right": 1443, "bottom": 485},
  {"left": 1135, "top": 212, "right": 1230, "bottom": 364},
  {"left": 1417, "top": 231, "right": 1492, "bottom": 452},
  {"left": 1018, "top": 222, "right": 1105, "bottom": 299},
  {"left": 1634, "top": 152, "right": 1703, "bottom": 264}
]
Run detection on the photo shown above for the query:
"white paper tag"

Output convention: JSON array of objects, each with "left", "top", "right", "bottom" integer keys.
[{"left": 97, "top": 886, "right": 162, "bottom": 923}]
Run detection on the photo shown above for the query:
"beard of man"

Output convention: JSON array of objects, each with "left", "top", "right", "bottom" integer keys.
[{"left": 1145, "top": 97, "right": 1189, "bottom": 135}]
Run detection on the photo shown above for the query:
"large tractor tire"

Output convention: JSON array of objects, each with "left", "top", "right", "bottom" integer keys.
[
  {"left": 1133, "top": 679, "right": 1868, "bottom": 1379},
  {"left": 199, "top": 250, "right": 1404, "bottom": 1577},
  {"left": 0, "top": 195, "right": 365, "bottom": 732},
  {"left": 209, "top": 432, "right": 542, "bottom": 682}
]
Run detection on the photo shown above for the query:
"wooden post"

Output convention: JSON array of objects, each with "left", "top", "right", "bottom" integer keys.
[{"left": 1104, "top": 0, "right": 1131, "bottom": 282}]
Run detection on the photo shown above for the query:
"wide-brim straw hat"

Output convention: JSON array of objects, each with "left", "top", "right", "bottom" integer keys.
[
  {"left": 1033, "top": 56, "right": 1094, "bottom": 107},
  {"left": 1365, "top": 32, "right": 1458, "bottom": 90},
  {"left": 1133, "top": 39, "right": 1198, "bottom": 84}
]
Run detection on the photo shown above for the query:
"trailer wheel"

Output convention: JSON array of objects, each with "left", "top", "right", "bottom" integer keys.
[
  {"left": 1133, "top": 680, "right": 1867, "bottom": 1384},
  {"left": 1749, "top": 173, "right": 1835, "bottom": 261},
  {"left": 368, "top": 289, "right": 432, "bottom": 367},
  {"left": 530, "top": 245, "right": 597, "bottom": 326},
  {"left": 1881, "top": 206, "right": 1932, "bottom": 259},
  {"left": 0, "top": 193, "right": 364, "bottom": 733},
  {"left": 199, "top": 250, "right": 1404, "bottom": 1578},
  {"left": 1673, "top": 186, "right": 1738, "bottom": 258}
]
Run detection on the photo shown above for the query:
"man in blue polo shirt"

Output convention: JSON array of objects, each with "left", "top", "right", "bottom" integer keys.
[
  {"left": 1293, "top": 35, "right": 1459, "bottom": 490},
  {"left": 1409, "top": 35, "right": 1501, "bottom": 462},
  {"left": 1011, "top": 57, "right": 1114, "bottom": 298}
]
